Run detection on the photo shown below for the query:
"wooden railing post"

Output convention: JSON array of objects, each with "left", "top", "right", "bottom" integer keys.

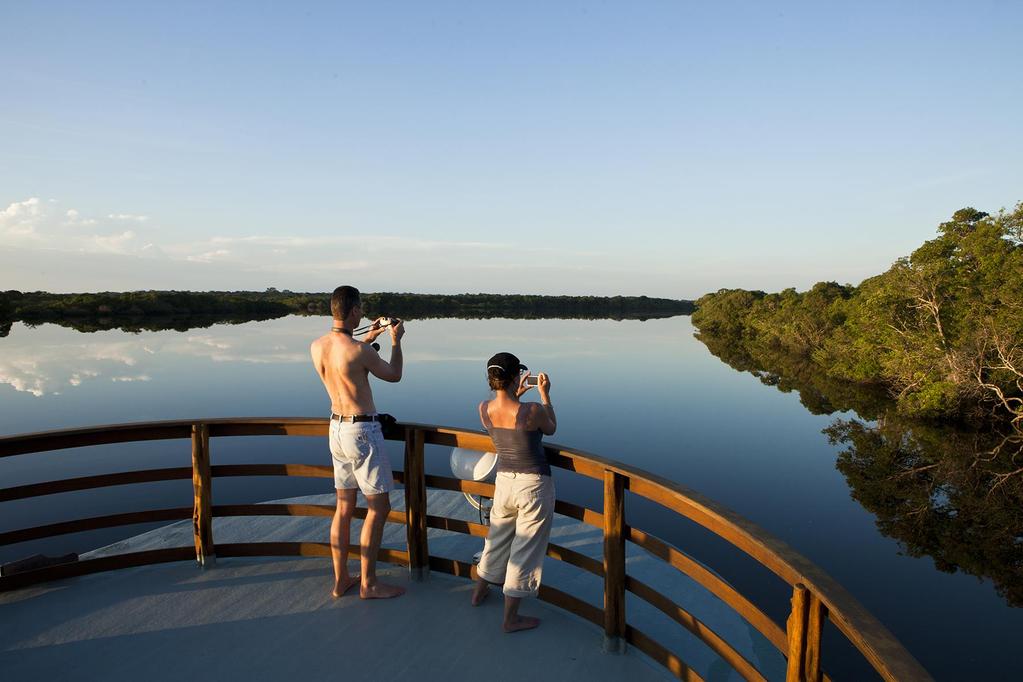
[
  {"left": 786, "top": 584, "right": 827, "bottom": 681},
  {"left": 602, "top": 469, "right": 626, "bottom": 653},
  {"left": 190, "top": 423, "right": 215, "bottom": 568},
  {"left": 786, "top": 584, "right": 810, "bottom": 681},
  {"left": 804, "top": 594, "right": 827, "bottom": 682},
  {"left": 404, "top": 427, "right": 429, "bottom": 580}
]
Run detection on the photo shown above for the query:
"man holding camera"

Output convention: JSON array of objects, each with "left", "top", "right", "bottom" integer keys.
[{"left": 310, "top": 285, "right": 406, "bottom": 599}]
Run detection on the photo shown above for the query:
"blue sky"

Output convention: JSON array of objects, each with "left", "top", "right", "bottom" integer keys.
[{"left": 1, "top": 1, "right": 1020, "bottom": 297}]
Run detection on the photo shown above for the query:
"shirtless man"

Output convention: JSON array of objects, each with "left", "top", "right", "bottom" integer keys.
[{"left": 310, "top": 285, "right": 406, "bottom": 599}]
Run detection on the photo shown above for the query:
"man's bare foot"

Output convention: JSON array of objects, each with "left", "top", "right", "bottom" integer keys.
[
  {"left": 332, "top": 574, "right": 360, "bottom": 598},
  {"left": 503, "top": 616, "right": 541, "bottom": 633},
  {"left": 360, "top": 581, "right": 406, "bottom": 599},
  {"left": 471, "top": 581, "right": 490, "bottom": 606}
]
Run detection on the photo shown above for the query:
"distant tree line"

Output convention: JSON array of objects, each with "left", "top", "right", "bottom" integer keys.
[
  {"left": 692, "top": 203, "right": 1023, "bottom": 427},
  {"left": 0, "top": 290, "right": 693, "bottom": 336},
  {"left": 363, "top": 292, "right": 693, "bottom": 319}
]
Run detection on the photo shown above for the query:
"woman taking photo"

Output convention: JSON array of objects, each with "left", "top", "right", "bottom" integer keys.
[{"left": 470, "top": 352, "right": 557, "bottom": 632}]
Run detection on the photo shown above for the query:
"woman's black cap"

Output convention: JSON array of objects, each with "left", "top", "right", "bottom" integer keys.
[{"left": 486, "top": 352, "right": 526, "bottom": 377}]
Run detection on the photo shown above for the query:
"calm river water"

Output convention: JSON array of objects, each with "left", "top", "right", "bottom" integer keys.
[{"left": 1, "top": 315, "right": 1018, "bottom": 680}]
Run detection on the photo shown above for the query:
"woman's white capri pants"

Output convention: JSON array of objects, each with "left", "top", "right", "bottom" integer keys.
[{"left": 476, "top": 471, "right": 555, "bottom": 598}]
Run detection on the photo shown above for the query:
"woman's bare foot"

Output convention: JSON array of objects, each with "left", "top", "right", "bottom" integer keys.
[
  {"left": 471, "top": 580, "right": 490, "bottom": 606},
  {"left": 503, "top": 615, "right": 541, "bottom": 633},
  {"left": 360, "top": 581, "right": 406, "bottom": 599},
  {"left": 332, "top": 574, "right": 360, "bottom": 598}
]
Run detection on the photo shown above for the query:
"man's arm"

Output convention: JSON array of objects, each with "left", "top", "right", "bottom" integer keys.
[
  {"left": 363, "top": 344, "right": 402, "bottom": 382},
  {"left": 363, "top": 319, "right": 404, "bottom": 383},
  {"left": 310, "top": 339, "right": 326, "bottom": 383}
]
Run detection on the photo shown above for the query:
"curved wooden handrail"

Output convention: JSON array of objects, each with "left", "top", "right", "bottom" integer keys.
[
  {"left": 401, "top": 422, "right": 931, "bottom": 681},
  {"left": 0, "top": 508, "right": 193, "bottom": 545},
  {"left": 0, "top": 418, "right": 931, "bottom": 681},
  {"left": 0, "top": 547, "right": 196, "bottom": 591},
  {"left": 0, "top": 418, "right": 331, "bottom": 458},
  {"left": 627, "top": 526, "right": 787, "bottom": 652},
  {"left": 0, "top": 467, "right": 193, "bottom": 501},
  {"left": 627, "top": 575, "right": 767, "bottom": 682},
  {"left": 211, "top": 463, "right": 333, "bottom": 479}
]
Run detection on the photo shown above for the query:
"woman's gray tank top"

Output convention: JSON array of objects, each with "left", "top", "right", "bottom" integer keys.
[{"left": 482, "top": 402, "right": 550, "bottom": 476}]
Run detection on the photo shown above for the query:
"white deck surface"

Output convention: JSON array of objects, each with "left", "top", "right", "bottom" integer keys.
[
  {"left": 1, "top": 557, "right": 669, "bottom": 681},
  {"left": 1, "top": 490, "right": 783, "bottom": 681}
]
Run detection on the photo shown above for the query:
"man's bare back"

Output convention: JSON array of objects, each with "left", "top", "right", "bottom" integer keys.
[
  {"left": 312, "top": 333, "right": 386, "bottom": 415},
  {"left": 311, "top": 313, "right": 404, "bottom": 413}
]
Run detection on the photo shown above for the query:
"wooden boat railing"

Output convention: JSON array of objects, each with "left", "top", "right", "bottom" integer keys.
[{"left": 0, "top": 418, "right": 931, "bottom": 682}]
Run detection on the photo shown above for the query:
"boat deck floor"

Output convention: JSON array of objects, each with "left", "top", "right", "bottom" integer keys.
[
  {"left": 0, "top": 556, "right": 669, "bottom": 681},
  {"left": 2, "top": 490, "right": 779, "bottom": 680}
]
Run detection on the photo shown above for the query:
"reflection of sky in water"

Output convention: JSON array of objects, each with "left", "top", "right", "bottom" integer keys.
[
  {"left": 0, "top": 324, "right": 310, "bottom": 398},
  {"left": 1, "top": 316, "right": 1021, "bottom": 678}
]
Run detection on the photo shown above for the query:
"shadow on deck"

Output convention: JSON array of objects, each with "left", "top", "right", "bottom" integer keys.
[{"left": 0, "top": 555, "right": 670, "bottom": 681}]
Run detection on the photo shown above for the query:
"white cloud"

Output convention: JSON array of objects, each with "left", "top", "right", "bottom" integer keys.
[
  {"left": 1, "top": 197, "right": 43, "bottom": 219},
  {"left": 0, "top": 197, "right": 153, "bottom": 256},
  {"left": 0, "top": 360, "right": 48, "bottom": 396},
  {"left": 93, "top": 230, "right": 138, "bottom": 254},
  {"left": 0, "top": 196, "right": 675, "bottom": 296},
  {"left": 1, "top": 197, "right": 518, "bottom": 274},
  {"left": 201, "top": 234, "right": 508, "bottom": 252},
  {"left": 0, "top": 197, "right": 45, "bottom": 237},
  {"left": 64, "top": 208, "right": 98, "bottom": 227},
  {"left": 187, "top": 335, "right": 232, "bottom": 350},
  {"left": 139, "top": 243, "right": 170, "bottom": 259},
  {"left": 186, "top": 249, "right": 232, "bottom": 263}
]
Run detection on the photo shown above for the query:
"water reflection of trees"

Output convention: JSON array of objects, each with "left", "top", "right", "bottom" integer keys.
[
  {"left": 695, "top": 332, "right": 893, "bottom": 419},
  {"left": 696, "top": 330, "right": 1023, "bottom": 607},
  {"left": 1, "top": 309, "right": 684, "bottom": 338},
  {"left": 826, "top": 418, "right": 1022, "bottom": 607},
  {"left": 13, "top": 314, "right": 284, "bottom": 336}
]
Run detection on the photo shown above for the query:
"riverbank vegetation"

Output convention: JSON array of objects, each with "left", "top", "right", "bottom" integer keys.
[
  {"left": 0, "top": 291, "right": 693, "bottom": 336},
  {"left": 692, "top": 204, "right": 1023, "bottom": 602},
  {"left": 692, "top": 204, "right": 1023, "bottom": 427}
]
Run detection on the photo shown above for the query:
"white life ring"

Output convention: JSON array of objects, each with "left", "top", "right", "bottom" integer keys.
[{"left": 449, "top": 447, "right": 498, "bottom": 482}]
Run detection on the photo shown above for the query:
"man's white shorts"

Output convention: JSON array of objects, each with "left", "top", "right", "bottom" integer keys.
[{"left": 328, "top": 419, "right": 395, "bottom": 496}]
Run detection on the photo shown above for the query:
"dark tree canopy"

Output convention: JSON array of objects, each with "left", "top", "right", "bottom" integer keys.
[{"left": 692, "top": 202, "right": 1023, "bottom": 425}]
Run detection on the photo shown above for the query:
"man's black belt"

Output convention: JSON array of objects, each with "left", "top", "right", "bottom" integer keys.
[{"left": 331, "top": 413, "right": 381, "bottom": 423}]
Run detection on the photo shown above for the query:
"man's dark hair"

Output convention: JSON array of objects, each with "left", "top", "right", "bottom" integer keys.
[{"left": 331, "top": 285, "right": 361, "bottom": 320}]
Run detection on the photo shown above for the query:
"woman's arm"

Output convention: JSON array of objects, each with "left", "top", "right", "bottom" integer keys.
[
  {"left": 535, "top": 373, "right": 556, "bottom": 435},
  {"left": 478, "top": 400, "right": 490, "bottom": 430}
]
